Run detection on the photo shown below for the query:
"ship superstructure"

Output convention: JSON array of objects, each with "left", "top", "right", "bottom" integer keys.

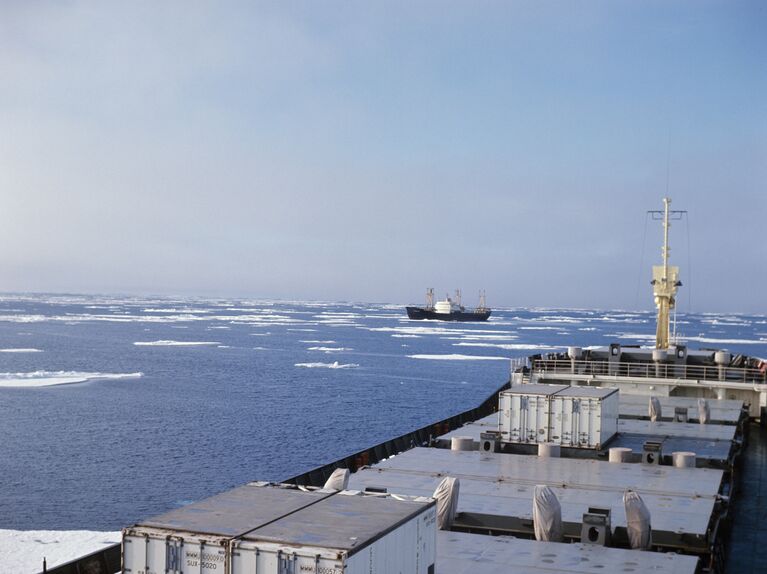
[{"left": 522, "top": 198, "right": 767, "bottom": 418}]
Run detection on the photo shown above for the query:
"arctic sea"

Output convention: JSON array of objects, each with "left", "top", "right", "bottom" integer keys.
[{"left": 1, "top": 294, "right": 766, "bottom": 533}]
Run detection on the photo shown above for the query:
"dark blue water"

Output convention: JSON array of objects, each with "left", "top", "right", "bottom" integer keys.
[{"left": 0, "top": 295, "right": 764, "bottom": 531}]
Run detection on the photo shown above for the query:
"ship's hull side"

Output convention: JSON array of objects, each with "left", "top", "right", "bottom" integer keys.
[{"left": 406, "top": 306, "right": 491, "bottom": 322}]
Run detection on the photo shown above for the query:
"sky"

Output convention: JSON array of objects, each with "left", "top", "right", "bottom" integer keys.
[{"left": 0, "top": 1, "right": 765, "bottom": 312}]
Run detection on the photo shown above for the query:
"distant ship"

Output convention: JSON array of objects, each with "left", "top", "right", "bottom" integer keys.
[{"left": 406, "top": 288, "right": 491, "bottom": 321}]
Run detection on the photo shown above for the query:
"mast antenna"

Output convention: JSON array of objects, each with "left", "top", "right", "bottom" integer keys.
[{"left": 648, "top": 197, "right": 686, "bottom": 349}]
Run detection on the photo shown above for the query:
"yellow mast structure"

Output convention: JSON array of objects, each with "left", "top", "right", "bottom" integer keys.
[{"left": 650, "top": 197, "right": 683, "bottom": 349}]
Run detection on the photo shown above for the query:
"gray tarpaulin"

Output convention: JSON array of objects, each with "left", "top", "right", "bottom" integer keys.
[
  {"left": 533, "top": 485, "right": 563, "bottom": 542},
  {"left": 649, "top": 397, "right": 662, "bottom": 422},
  {"left": 323, "top": 468, "right": 350, "bottom": 490},
  {"left": 624, "top": 489, "right": 652, "bottom": 550},
  {"left": 698, "top": 398, "right": 710, "bottom": 425},
  {"left": 433, "top": 477, "right": 460, "bottom": 530}
]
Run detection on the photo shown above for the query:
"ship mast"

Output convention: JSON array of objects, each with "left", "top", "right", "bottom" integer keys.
[{"left": 649, "top": 197, "right": 685, "bottom": 349}]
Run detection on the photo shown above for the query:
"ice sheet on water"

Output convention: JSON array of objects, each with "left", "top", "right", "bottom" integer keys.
[
  {"left": 453, "top": 342, "right": 561, "bottom": 351},
  {"left": 307, "top": 346, "right": 353, "bottom": 352},
  {"left": 0, "top": 528, "right": 120, "bottom": 573},
  {"left": 367, "top": 326, "right": 516, "bottom": 337},
  {"left": 142, "top": 307, "right": 213, "bottom": 314},
  {"left": 294, "top": 361, "right": 358, "bottom": 369},
  {"left": 0, "top": 348, "right": 42, "bottom": 353},
  {"left": 133, "top": 340, "right": 220, "bottom": 346},
  {"left": 0, "top": 371, "right": 142, "bottom": 389},
  {"left": 682, "top": 336, "right": 767, "bottom": 345},
  {"left": 407, "top": 354, "right": 510, "bottom": 361},
  {"left": 442, "top": 334, "right": 519, "bottom": 341}
]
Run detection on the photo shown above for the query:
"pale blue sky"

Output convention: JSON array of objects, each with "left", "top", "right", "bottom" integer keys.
[{"left": 1, "top": 1, "right": 765, "bottom": 311}]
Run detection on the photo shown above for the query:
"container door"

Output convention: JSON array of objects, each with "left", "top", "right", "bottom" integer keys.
[
  {"left": 232, "top": 543, "right": 345, "bottom": 574},
  {"left": 180, "top": 541, "right": 227, "bottom": 573},
  {"left": 123, "top": 533, "right": 227, "bottom": 574},
  {"left": 499, "top": 393, "right": 513, "bottom": 442},
  {"left": 509, "top": 394, "right": 523, "bottom": 442},
  {"left": 585, "top": 398, "right": 600, "bottom": 448},
  {"left": 527, "top": 394, "right": 550, "bottom": 443},
  {"left": 549, "top": 396, "right": 569, "bottom": 446}
]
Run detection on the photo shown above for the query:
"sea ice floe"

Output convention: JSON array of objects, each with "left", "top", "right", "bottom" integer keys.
[
  {"left": 442, "top": 334, "right": 519, "bottom": 341},
  {"left": 452, "top": 342, "right": 561, "bottom": 351},
  {"left": 407, "top": 354, "right": 510, "bottom": 361},
  {"left": 294, "top": 362, "right": 359, "bottom": 369},
  {"left": 0, "top": 528, "right": 121, "bottom": 573},
  {"left": 367, "top": 326, "right": 516, "bottom": 337},
  {"left": 682, "top": 336, "right": 767, "bottom": 345},
  {"left": 0, "top": 348, "right": 42, "bottom": 353},
  {"left": 0, "top": 371, "right": 142, "bottom": 389},
  {"left": 307, "top": 346, "right": 353, "bottom": 353},
  {"left": 133, "top": 340, "right": 220, "bottom": 346}
]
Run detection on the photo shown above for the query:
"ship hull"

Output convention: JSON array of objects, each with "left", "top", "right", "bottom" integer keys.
[{"left": 406, "top": 306, "right": 491, "bottom": 322}]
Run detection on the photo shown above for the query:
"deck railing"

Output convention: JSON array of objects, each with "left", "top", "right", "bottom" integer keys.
[{"left": 532, "top": 358, "right": 766, "bottom": 384}]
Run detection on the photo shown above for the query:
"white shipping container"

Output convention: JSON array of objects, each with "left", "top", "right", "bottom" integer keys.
[
  {"left": 122, "top": 482, "right": 333, "bottom": 574},
  {"left": 549, "top": 387, "right": 620, "bottom": 448},
  {"left": 122, "top": 483, "right": 436, "bottom": 574},
  {"left": 499, "top": 384, "right": 569, "bottom": 444},
  {"left": 231, "top": 491, "right": 436, "bottom": 574}
]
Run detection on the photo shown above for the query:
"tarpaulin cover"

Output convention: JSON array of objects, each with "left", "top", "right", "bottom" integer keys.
[
  {"left": 433, "top": 477, "right": 460, "bottom": 530},
  {"left": 624, "top": 489, "right": 652, "bottom": 550},
  {"left": 698, "top": 398, "right": 710, "bottom": 425},
  {"left": 533, "top": 485, "right": 563, "bottom": 542},
  {"left": 649, "top": 397, "right": 662, "bottom": 422},
  {"left": 323, "top": 468, "right": 350, "bottom": 491}
]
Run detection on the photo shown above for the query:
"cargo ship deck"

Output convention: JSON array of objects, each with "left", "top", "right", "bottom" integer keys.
[{"left": 47, "top": 376, "right": 764, "bottom": 574}]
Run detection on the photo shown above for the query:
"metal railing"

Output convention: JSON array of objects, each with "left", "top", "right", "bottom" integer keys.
[{"left": 532, "top": 358, "right": 766, "bottom": 384}]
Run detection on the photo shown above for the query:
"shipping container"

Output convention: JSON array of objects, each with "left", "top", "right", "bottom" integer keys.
[
  {"left": 122, "top": 482, "right": 435, "bottom": 574},
  {"left": 498, "top": 384, "right": 569, "bottom": 444},
  {"left": 549, "top": 386, "right": 619, "bottom": 448},
  {"left": 122, "top": 482, "right": 333, "bottom": 574},
  {"left": 231, "top": 491, "right": 436, "bottom": 574}
]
